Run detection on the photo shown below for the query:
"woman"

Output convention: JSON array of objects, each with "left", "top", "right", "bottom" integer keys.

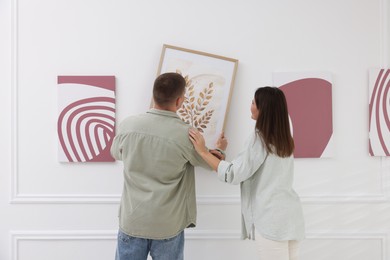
[{"left": 189, "top": 86, "right": 305, "bottom": 260}]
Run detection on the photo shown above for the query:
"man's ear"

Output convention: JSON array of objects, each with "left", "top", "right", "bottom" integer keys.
[{"left": 176, "top": 95, "right": 184, "bottom": 108}]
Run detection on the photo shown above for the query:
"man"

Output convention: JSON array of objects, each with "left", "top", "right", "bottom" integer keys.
[{"left": 111, "top": 72, "right": 226, "bottom": 260}]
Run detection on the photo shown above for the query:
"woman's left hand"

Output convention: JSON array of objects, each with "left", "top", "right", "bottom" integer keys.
[
  {"left": 216, "top": 132, "right": 228, "bottom": 150},
  {"left": 189, "top": 128, "right": 208, "bottom": 155}
]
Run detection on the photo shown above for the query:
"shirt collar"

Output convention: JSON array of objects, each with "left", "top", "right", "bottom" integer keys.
[{"left": 147, "top": 108, "right": 180, "bottom": 119}]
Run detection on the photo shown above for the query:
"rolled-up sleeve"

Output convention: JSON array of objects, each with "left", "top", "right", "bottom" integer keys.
[
  {"left": 217, "top": 133, "right": 267, "bottom": 185},
  {"left": 217, "top": 160, "right": 233, "bottom": 183}
]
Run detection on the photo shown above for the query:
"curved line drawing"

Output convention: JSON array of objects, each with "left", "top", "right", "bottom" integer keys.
[
  {"left": 382, "top": 78, "right": 390, "bottom": 133},
  {"left": 58, "top": 97, "right": 115, "bottom": 162},
  {"left": 374, "top": 70, "right": 390, "bottom": 155},
  {"left": 369, "top": 69, "right": 384, "bottom": 155},
  {"left": 370, "top": 69, "right": 390, "bottom": 156},
  {"left": 86, "top": 120, "right": 114, "bottom": 157},
  {"left": 75, "top": 112, "right": 115, "bottom": 161}
]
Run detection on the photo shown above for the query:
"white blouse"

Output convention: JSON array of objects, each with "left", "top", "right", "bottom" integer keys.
[{"left": 217, "top": 132, "right": 305, "bottom": 241}]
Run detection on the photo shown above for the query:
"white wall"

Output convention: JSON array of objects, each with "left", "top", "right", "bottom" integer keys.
[{"left": 1, "top": 0, "right": 390, "bottom": 259}]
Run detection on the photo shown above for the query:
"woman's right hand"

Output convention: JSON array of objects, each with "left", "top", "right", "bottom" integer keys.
[{"left": 189, "top": 128, "right": 223, "bottom": 171}]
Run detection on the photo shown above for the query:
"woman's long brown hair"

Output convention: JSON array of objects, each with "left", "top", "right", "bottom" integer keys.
[{"left": 254, "top": 87, "right": 294, "bottom": 157}]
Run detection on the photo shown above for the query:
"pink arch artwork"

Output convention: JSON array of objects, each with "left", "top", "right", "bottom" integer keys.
[
  {"left": 276, "top": 75, "right": 333, "bottom": 158},
  {"left": 369, "top": 69, "right": 390, "bottom": 156},
  {"left": 57, "top": 76, "right": 116, "bottom": 162}
]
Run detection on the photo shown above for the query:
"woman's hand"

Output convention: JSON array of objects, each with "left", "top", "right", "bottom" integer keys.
[
  {"left": 189, "top": 128, "right": 222, "bottom": 171},
  {"left": 216, "top": 132, "right": 228, "bottom": 150},
  {"left": 189, "top": 128, "right": 208, "bottom": 155},
  {"left": 210, "top": 149, "right": 224, "bottom": 160}
]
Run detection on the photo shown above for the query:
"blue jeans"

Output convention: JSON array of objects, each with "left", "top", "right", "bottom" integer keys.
[{"left": 115, "top": 230, "right": 184, "bottom": 260}]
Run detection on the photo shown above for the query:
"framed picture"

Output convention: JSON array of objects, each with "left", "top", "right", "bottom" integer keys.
[
  {"left": 156, "top": 44, "right": 238, "bottom": 146},
  {"left": 57, "top": 76, "right": 116, "bottom": 162}
]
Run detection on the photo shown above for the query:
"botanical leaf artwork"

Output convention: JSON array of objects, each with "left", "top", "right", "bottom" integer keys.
[
  {"left": 157, "top": 45, "right": 238, "bottom": 146},
  {"left": 177, "top": 70, "right": 215, "bottom": 133}
]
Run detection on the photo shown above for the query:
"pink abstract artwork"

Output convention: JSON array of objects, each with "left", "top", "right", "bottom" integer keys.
[
  {"left": 369, "top": 69, "right": 390, "bottom": 156},
  {"left": 273, "top": 72, "right": 333, "bottom": 158},
  {"left": 57, "top": 76, "right": 116, "bottom": 162}
]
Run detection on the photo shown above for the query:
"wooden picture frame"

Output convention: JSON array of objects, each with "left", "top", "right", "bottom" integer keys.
[{"left": 155, "top": 44, "right": 238, "bottom": 146}]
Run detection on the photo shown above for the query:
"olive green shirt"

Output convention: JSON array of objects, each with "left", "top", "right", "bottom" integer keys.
[{"left": 111, "top": 109, "right": 209, "bottom": 239}]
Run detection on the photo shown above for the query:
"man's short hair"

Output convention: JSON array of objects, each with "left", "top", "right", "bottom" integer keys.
[{"left": 153, "top": 72, "right": 186, "bottom": 107}]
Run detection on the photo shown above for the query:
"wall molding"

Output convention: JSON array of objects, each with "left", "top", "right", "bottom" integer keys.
[
  {"left": 8, "top": 193, "right": 390, "bottom": 204},
  {"left": 9, "top": 194, "right": 242, "bottom": 205},
  {"left": 306, "top": 231, "right": 388, "bottom": 260},
  {"left": 12, "top": 230, "right": 388, "bottom": 239},
  {"left": 10, "top": 230, "right": 388, "bottom": 259},
  {"left": 10, "top": 0, "right": 390, "bottom": 204},
  {"left": 10, "top": 230, "right": 117, "bottom": 260},
  {"left": 10, "top": 0, "right": 19, "bottom": 204},
  {"left": 9, "top": 229, "right": 241, "bottom": 259}
]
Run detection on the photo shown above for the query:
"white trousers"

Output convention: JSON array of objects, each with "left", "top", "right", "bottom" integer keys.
[{"left": 256, "top": 233, "right": 300, "bottom": 260}]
